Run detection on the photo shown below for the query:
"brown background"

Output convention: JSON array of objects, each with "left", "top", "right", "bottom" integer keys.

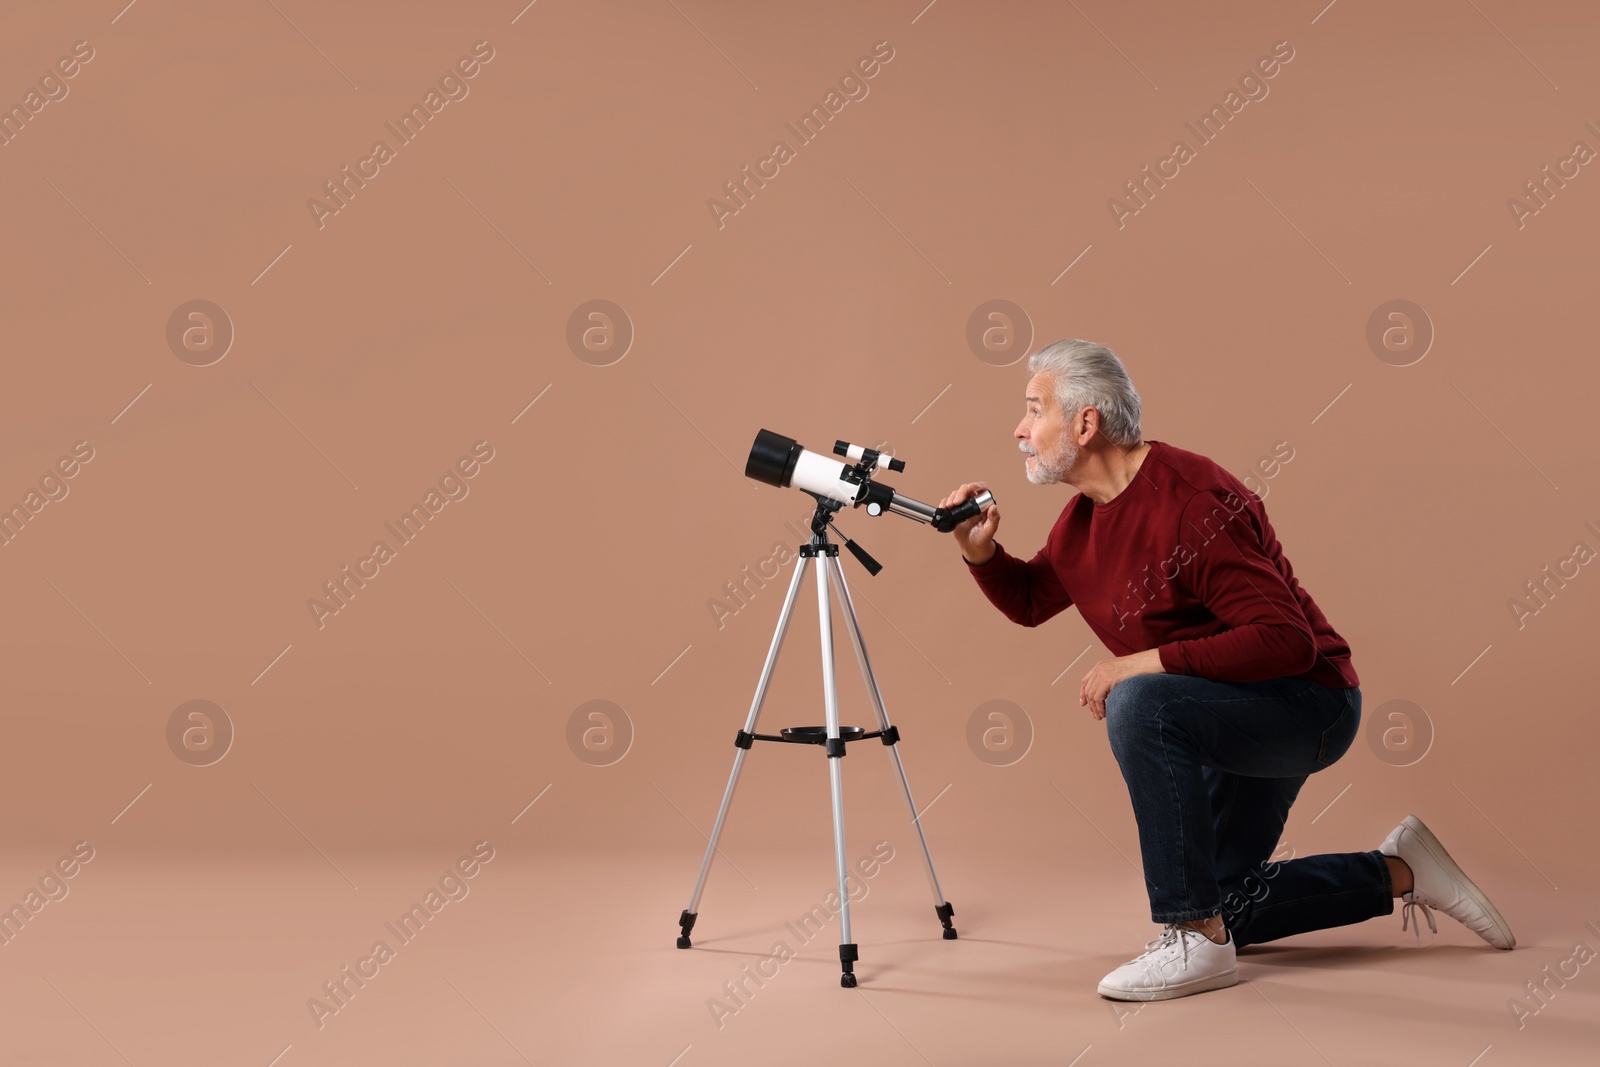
[{"left": 1, "top": 0, "right": 1596, "bottom": 1064}]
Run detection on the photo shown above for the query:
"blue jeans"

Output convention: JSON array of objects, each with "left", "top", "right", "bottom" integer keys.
[{"left": 1103, "top": 673, "right": 1393, "bottom": 948}]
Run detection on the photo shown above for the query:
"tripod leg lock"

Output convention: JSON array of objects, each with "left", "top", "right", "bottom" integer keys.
[
  {"left": 734, "top": 730, "right": 754, "bottom": 750},
  {"left": 839, "top": 942, "right": 859, "bottom": 987},
  {"left": 935, "top": 901, "right": 957, "bottom": 940},
  {"left": 677, "top": 909, "right": 698, "bottom": 949},
  {"left": 879, "top": 725, "right": 900, "bottom": 746}
]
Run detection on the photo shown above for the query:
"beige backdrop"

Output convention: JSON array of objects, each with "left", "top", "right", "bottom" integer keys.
[{"left": 2, "top": 1, "right": 1597, "bottom": 1065}]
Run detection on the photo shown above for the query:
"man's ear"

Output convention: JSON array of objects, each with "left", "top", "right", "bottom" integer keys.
[{"left": 1075, "top": 406, "right": 1097, "bottom": 444}]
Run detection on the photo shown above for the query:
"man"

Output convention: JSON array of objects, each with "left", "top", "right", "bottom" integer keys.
[{"left": 942, "top": 338, "right": 1515, "bottom": 1001}]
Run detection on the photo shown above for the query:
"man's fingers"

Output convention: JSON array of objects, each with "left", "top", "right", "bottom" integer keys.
[{"left": 946, "top": 484, "right": 981, "bottom": 508}]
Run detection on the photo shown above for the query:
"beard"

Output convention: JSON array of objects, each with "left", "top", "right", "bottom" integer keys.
[{"left": 1020, "top": 432, "right": 1079, "bottom": 485}]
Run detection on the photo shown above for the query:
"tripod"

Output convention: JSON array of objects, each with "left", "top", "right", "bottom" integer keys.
[{"left": 675, "top": 496, "right": 957, "bottom": 987}]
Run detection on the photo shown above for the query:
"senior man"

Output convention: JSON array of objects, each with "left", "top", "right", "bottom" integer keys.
[{"left": 943, "top": 338, "right": 1514, "bottom": 1000}]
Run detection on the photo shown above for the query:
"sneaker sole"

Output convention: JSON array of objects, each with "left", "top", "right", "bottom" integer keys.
[
  {"left": 1097, "top": 967, "right": 1238, "bottom": 1001},
  {"left": 1400, "top": 814, "right": 1516, "bottom": 950}
]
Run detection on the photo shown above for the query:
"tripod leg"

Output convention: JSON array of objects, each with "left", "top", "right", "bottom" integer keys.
[
  {"left": 816, "top": 550, "right": 859, "bottom": 987},
  {"left": 677, "top": 552, "right": 812, "bottom": 949},
  {"left": 827, "top": 557, "right": 958, "bottom": 941}
]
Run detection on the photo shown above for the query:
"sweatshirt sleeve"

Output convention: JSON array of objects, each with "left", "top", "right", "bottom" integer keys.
[
  {"left": 1156, "top": 491, "right": 1319, "bottom": 682},
  {"left": 965, "top": 538, "right": 1073, "bottom": 628}
]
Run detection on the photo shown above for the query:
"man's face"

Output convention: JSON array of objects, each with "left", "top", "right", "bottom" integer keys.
[{"left": 1015, "top": 373, "right": 1080, "bottom": 485}]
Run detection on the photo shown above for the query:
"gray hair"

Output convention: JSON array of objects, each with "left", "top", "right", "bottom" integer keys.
[{"left": 1026, "top": 339, "right": 1142, "bottom": 447}]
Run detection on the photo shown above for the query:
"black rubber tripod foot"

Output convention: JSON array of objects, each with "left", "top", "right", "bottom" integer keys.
[
  {"left": 676, "top": 909, "right": 697, "bottom": 949},
  {"left": 840, "top": 942, "right": 859, "bottom": 987},
  {"left": 936, "top": 901, "right": 957, "bottom": 940}
]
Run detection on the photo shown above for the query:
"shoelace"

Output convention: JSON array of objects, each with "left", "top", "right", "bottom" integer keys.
[
  {"left": 1400, "top": 892, "right": 1438, "bottom": 946},
  {"left": 1135, "top": 923, "right": 1199, "bottom": 966}
]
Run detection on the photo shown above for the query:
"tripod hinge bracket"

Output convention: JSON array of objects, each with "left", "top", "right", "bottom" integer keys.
[
  {"left": 734, "top": 730, "right": 755, "bottom": 750},
  {"left": 880, "top": 725, "right": 900, "bottom": 746},
  {"left": 824, "top": 737, "right": 847, "bottom": 758}
]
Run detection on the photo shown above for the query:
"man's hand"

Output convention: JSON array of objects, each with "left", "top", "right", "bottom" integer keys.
[
  {"left": 1080, "top": 648, "right": 1165, "bottom": 720},
  {"left": 941, "top": 481, "right": 998, "bottom": 564}
]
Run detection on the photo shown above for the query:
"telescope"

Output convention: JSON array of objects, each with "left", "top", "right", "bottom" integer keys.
[
  {"left": 675, "top": 429, "right": 971, "bottom": 982},
  {"left": 744, "top": 429, "right": 994, "bottom": 533}
]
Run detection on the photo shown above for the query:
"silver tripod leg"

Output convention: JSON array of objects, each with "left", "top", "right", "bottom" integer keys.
[
  {"left": 827, "top": 554, "right": 958, "bottom": 940},
  {"left": 815, "top": 547, "right": 860, "bottom": 987},
  {"left": 677, "top": 551, "right": 811, "bottom": 948}
]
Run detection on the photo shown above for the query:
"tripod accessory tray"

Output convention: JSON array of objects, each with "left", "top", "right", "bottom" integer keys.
[
  {"left": 736, "top": 724, "right": 901, "bottom": 751},
  {"left": 778, "top": 725, "right": 864, "bottom": 744}
]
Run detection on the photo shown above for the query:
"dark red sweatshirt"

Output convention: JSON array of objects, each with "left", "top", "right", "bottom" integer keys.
[{"left": 965, "top": 439, "right": 1358, "bottom": 689}]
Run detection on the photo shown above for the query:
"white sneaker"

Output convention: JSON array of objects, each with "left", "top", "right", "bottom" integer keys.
[
  {"left": 1380, "top": 814, "right": 1515, "bottom": 950},
  {"left": 1097, "top": 923, "right": 1238, "bottom": 1001}
]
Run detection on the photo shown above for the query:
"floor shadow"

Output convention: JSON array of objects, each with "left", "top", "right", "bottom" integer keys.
[{"left": 1238, "top": 941, "right": 1517, "bottom": 984}]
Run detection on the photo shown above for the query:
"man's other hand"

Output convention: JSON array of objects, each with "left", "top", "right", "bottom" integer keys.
[{"left": 1080, "top": 649, "right": 1166, "bottom": 720}]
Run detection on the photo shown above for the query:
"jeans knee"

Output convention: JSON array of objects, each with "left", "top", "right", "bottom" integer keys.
[{"left": 1104, "top": 674, "right": 1168, "bottom": 754}]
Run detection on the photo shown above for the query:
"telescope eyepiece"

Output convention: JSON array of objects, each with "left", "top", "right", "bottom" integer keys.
[{"left": 932, "top": 489, "right": 995, "bottom": 533}]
